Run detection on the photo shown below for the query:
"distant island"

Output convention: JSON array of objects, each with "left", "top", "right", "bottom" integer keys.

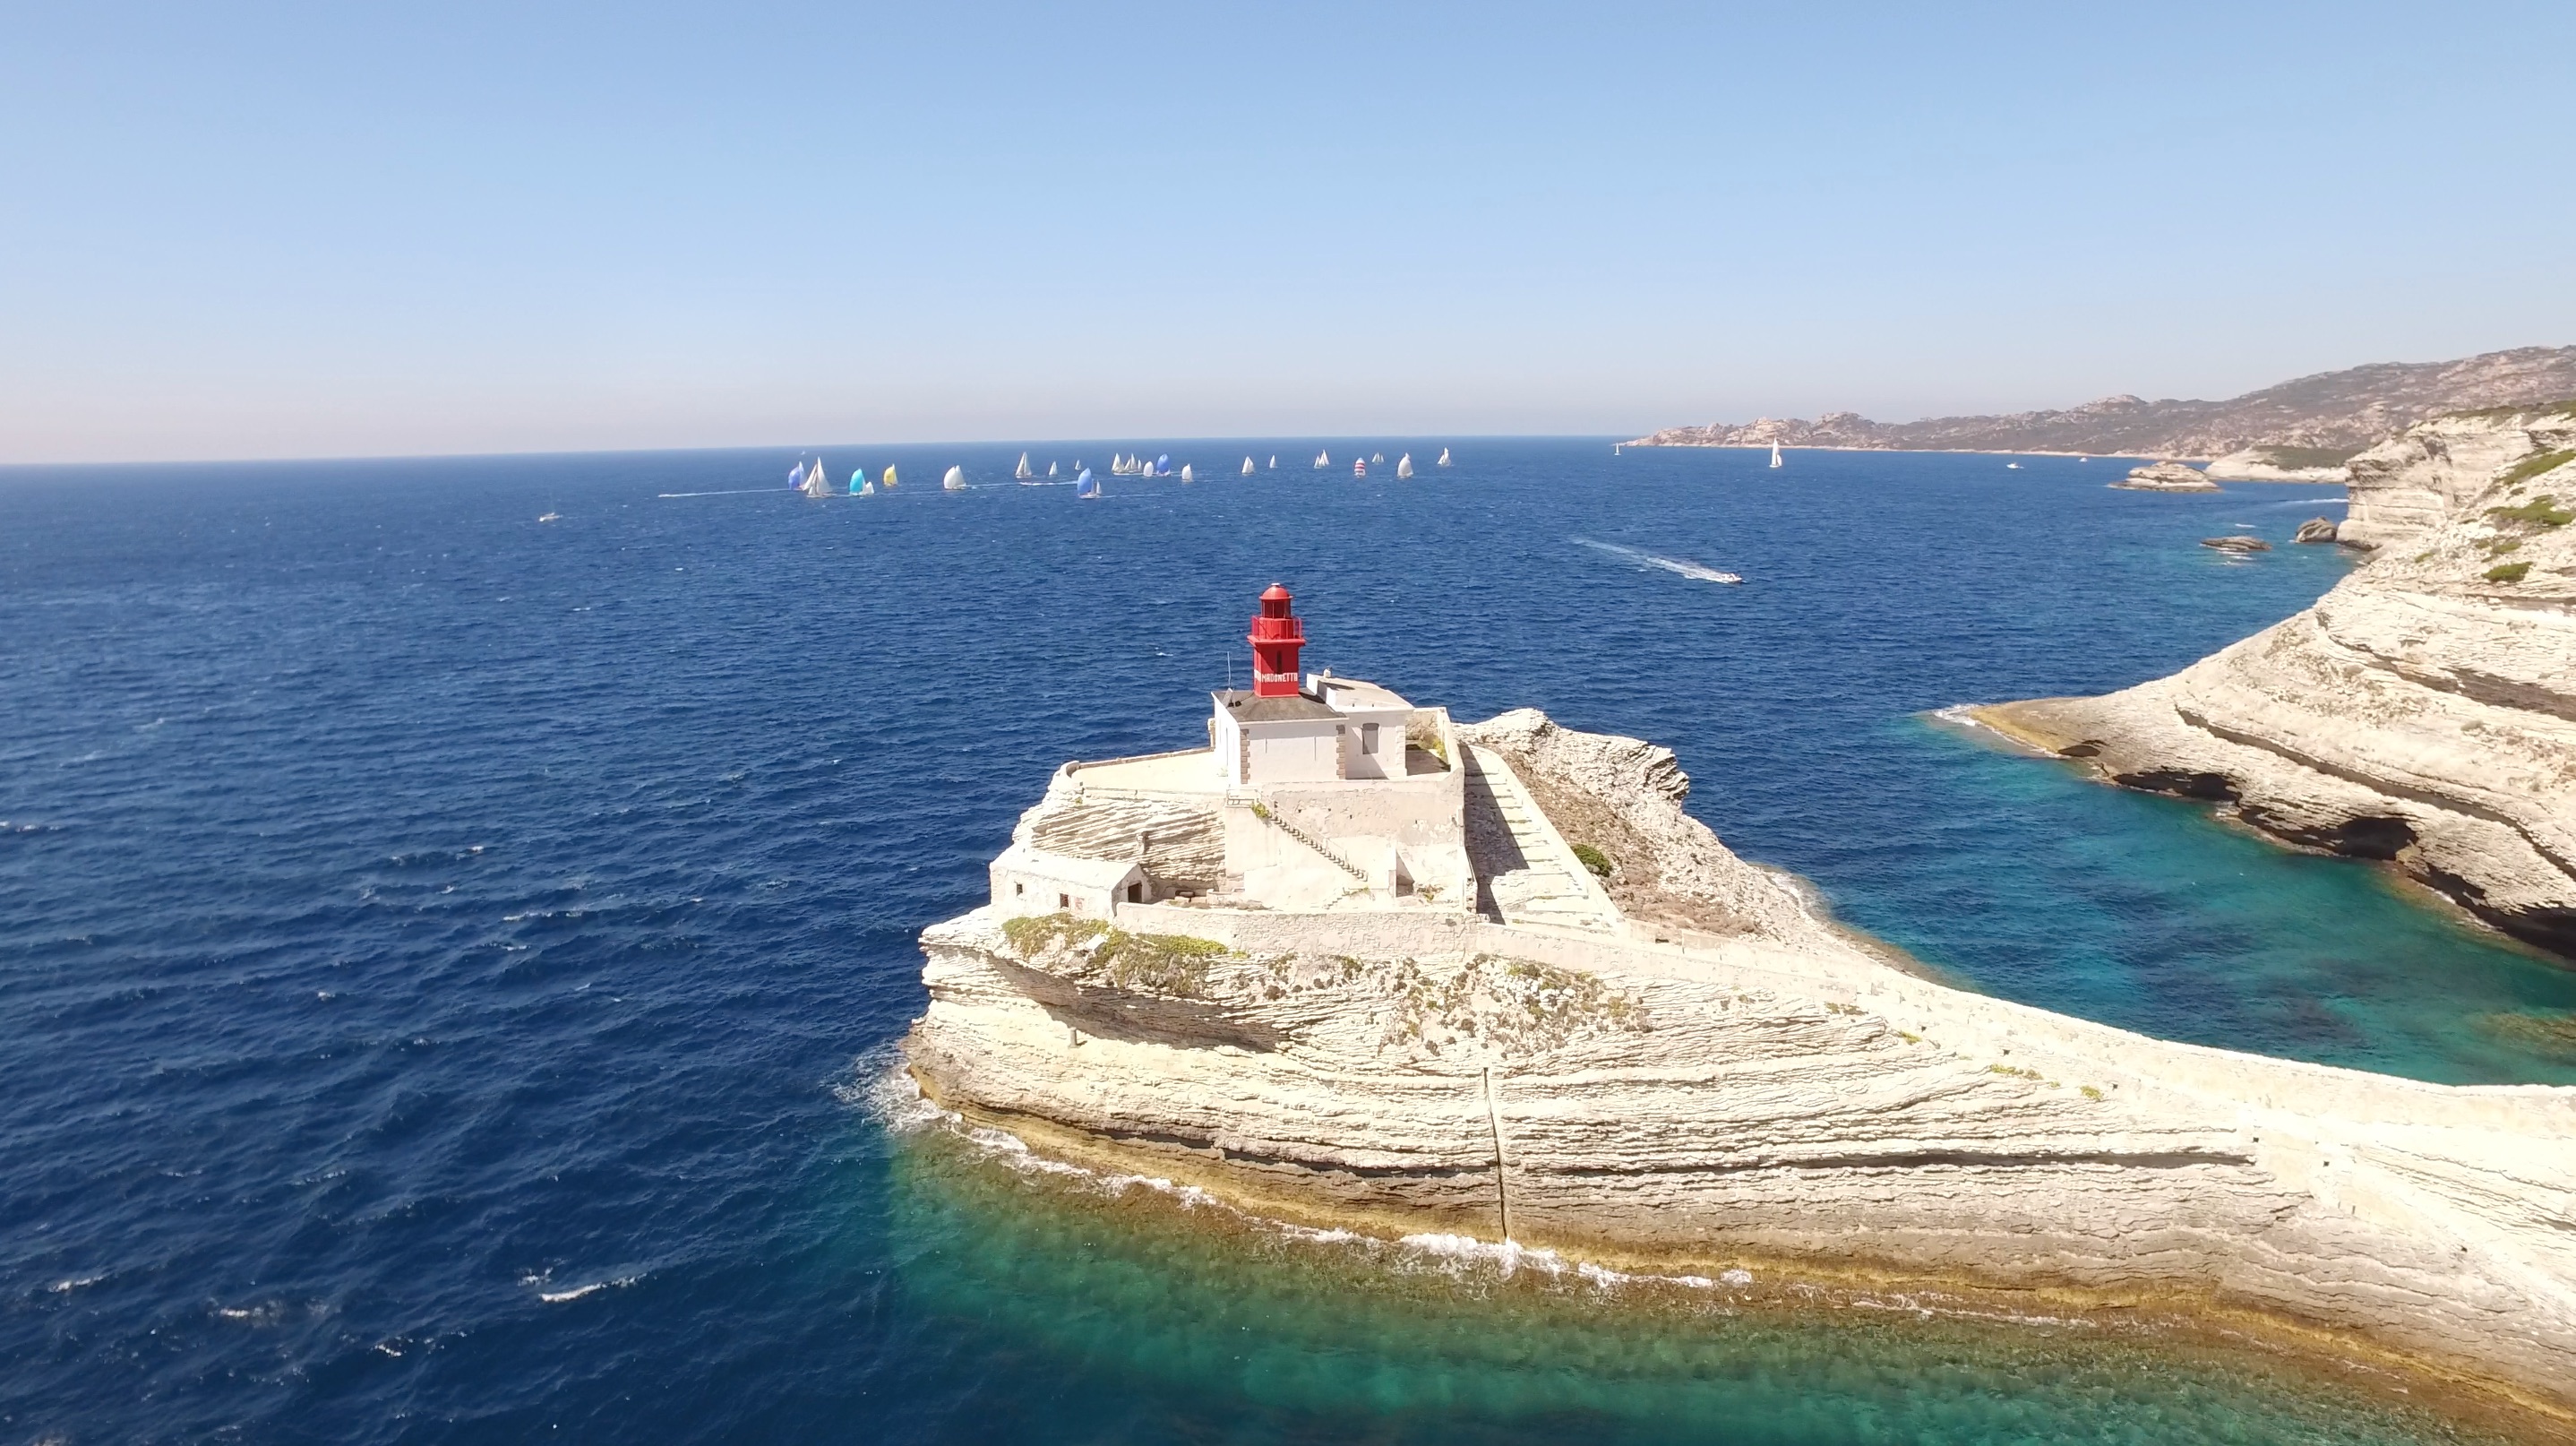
[{"left": 1627, "top": 345, "right": 2576, "bottom": 466}]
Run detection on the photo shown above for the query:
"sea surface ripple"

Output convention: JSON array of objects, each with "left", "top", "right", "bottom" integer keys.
[{"left": 2, "top": 442, "right": 2564, "bottom": 1442}]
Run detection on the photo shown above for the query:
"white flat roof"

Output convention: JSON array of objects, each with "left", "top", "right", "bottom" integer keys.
[
  {"left": 1069, "top": 747, "right": 1224, "bottom": 796},
  {"left": 993, "top": 842, "right": 1145, "bottom": 888},
  {"left": 1316, "top": 676, "right": 1411, "bottom": 710}
]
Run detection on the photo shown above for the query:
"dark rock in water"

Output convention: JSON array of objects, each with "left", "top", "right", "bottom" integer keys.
[
  {"left": 2293, "top": 518, "right": 2340, "bottom": 544},
  {"left": 2201, "top": 536, "right": 2272, "bottom": 553}
]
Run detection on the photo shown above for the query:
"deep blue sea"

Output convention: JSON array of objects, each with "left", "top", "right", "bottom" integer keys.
[{"left": 6, "top": 441, "right": 2569, "bottom": 1442}]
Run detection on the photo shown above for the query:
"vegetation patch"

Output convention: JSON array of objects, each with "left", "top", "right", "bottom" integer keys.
[
  {"left": 2250, "top": 445, "right": 2359, "bottom": 469},
  {"left": 1000, "top": 913, "right": 1231, "bottom": 998},
  {"left": 1382, "top": 953, "right": 1649, "bottom": 1058},
  {"left": 2486, "top": 562, "right": 2533, "bottom": 584},
  {"left": 1406, "top": 721, "right": 1448, "bottom": 764},
  {"left": 2497, "top": 450, "right": 2576, "bottom": 492},
  {"left": 2450, "top": 397, "right": 2576, "bottom": 421},
  {"left": 1001, "top": 912, "right": 1107, "bottom": 956},
  {"left": 1570, "top": 843, "right": 1615, "bottom": 878},
  {"left": 1096, "top": 929, "right": 1230, "bottom": 997}
]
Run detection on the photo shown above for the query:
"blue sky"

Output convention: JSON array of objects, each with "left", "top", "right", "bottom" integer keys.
[{"left": 4, "top": 1, "right": 2571, "bottom": 461}]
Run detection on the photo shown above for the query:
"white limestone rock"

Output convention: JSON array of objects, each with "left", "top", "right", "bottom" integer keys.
[
  {"left": 906, "top": 711, "right": 2576, "bottom": 1410},
  {"left": 2111, "top": 460, "right": 2221, "bottom": 492},
  {"left": 1978, "top": 401, "right": 2576, "bottom": 955},
  {"left": 2207, "top": 447, "right": 2353, "bottom": 483}
]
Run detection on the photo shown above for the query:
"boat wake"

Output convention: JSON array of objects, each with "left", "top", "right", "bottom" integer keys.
[
  {"left": 1573, "top": 538, "right": 1741, "bottom": 584},
  {"left": 657, "top": 488, "right": 787, "bottom": 498}
]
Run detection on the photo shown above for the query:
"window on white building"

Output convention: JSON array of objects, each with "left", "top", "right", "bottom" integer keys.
[{"left": 1361, "top": 722, "right": 1378, "bottom": 755}]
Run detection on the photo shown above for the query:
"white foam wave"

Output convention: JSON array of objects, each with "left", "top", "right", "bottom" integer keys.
[
  {"left": 1572, "top": 538, "right": 1741, "bottom": 584},
  {"left": 529, "top": 1273, "right": 640, "bottom": 1304},
  {"left": 47, "top": 1275, "right": 102, "bottom": 1294}
]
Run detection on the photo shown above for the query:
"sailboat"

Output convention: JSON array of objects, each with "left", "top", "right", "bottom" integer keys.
[
  {"left": 1353, "top": 457, "right": 1367, "bottom": 477},
  {"left": 1074, "top": 467, "right": 1099, "bottom": 499},
  {"left": 854, "top": 470, "right": 874, "bottom": 496},
  {"left": 1371, "top": 452, "right": 1385, "bottom": 465},
  {"left": 1768, "top": 443, "right": 1783, "bottom": 469},
  {"left": 1015, "top": 452, "right": 1034, "bottom": 479},
  {"left": 786, "top": 460, "right": 804, "bottom": 487},
  {"left": 942, "top": 465, "right": 966, "bottom": 491},
  {"left": 1048, "top": 460, "right": 1059, "bottom": 478},
  {"left": 800, "top": 459, "right": 835, "bottom": 498},
  {"left": 2005, "top": 461, "right": 2022, "bottom": 470},
  {"left": 1314, "top": 451, "right": 1330, "bottom": 469},
  {"left": 882, "top": 465, "right": 898, "bottom": 490},
  {"left": 1267, "top": 455, "right": 1277, "bottom": 469},
  {"left": 1241, "top": 456, "right": 1255, "bottom": 476},
  {"left": 1155, "top": 454, "right": 1170, "bottom": 477},
  {"left": 1437, "top": 447, "right": 1452, "bottom": 467},
  {"left": 1179, "top": 463, "right": 1195, "bottom": 484},
  {"left": 1613, "top": 443, "right": 1623, "bottom": 456},
  {"left": 1395, "top": 453, "right": 1414, "bottom": 478}
]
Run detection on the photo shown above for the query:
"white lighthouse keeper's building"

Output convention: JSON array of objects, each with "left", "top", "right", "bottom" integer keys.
[{"left": 990, "top": 583, "right": 1474, "bottom": 915}]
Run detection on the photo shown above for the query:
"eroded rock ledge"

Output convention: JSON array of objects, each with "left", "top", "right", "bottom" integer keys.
[
  {"left": 1974, "top": 401, "right": 2576, "bottom": 956},
  {"left": 906, "top": 711, "right": 2576, "bottom": 1417}
]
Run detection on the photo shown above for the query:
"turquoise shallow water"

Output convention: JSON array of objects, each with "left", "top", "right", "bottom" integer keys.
[
  {"left": 4, "top": 441, "right": 2570, "bottom": 1441},
  {"left": 877, "top": 1126, "right": 2520, "bottom": 1445}
]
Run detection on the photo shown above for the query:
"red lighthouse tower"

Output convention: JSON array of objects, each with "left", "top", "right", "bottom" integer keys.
[{"left": 1248, "top": 583, "right": 1307, "bottom": 697}]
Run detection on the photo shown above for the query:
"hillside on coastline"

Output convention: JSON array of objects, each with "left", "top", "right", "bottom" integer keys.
[{"left": 1629, "top": 345, "right": 2576, "bottom": 460}]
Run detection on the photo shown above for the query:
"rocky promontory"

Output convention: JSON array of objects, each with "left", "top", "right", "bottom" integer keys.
[
  {"left": 906, "top": 708, "right": 2576, "bottom": 1418},
  {"left": 1975, "top": 400, "right": 2576, "bottom": 956},
  {"left": 2113, "top": 460, "right": 2220, "bottom": 492}
]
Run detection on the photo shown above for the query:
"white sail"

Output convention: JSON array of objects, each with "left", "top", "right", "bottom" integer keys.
[
  {"left": 1048, "top": 460, "right": 1059, "bottom": 477},
  {"left": 1179, "top": 463, "right": 1195, "bottom": 483},
  {"left": 1241, "top": 456, "right": 1255, "bottom": 476},
  {"left": 800, "top": 459, "right": 834, "bottom": 498},
  {"left": 1396, "top": 453, "right": 1413, "bottom": 478},
  {"left": 1015, "top": 452, "right": 1033, "bottom": 478},
  {"left": 943, "top": 464, "right": 966, "bottom": 491},
  {"left": 1371, "top": 452, "right": 1385, "bottom": 464},
  {"left": 1437, "top": 447, "right": 1452, "bottom": 467},
  {"left": 1314, "top": 451, "right": 1329, "bottom": 469},
  {"left": 1769, "top": 442, "right": 1783, "bottom": 469},
  {"left": 1267, "top": 455, "right": 1277, "bottom": 469}
]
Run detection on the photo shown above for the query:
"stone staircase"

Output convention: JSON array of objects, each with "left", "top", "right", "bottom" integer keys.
[
  {"left": 1232, "top": 796, "right": 1370, "bottom": 882},
  {"left": 1459, "top": 743, "right": 1620, "bottom": 934}
]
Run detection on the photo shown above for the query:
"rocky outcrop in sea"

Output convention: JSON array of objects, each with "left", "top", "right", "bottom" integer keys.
[
  {"left": 1976, "top": 400, "right": 2576, "bottom": 956},
  {"left": 2112, "top": 460, "right": 2220, "bottom": 492},
  {"left": 906, "top": 708, "right": 2576, "bottom": 1416}
]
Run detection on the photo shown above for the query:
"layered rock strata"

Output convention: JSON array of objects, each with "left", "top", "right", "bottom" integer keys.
[
  {"left": 2208, "top": 446, "right": 2355, "bottom": 483},
  {"left": 1976, "top": 402, "right": 2576, "bottom": 955},
  {"left": 906, "top": 712, "right": 2576, "bottom": 1415}
]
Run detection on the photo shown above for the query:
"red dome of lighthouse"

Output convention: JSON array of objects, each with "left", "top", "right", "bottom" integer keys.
[{"left": 1248, "top": 584, "right": 1307, "bottom": 697}]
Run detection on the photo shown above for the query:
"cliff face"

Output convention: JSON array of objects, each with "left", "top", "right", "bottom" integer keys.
[
  {"left": 906, "top": 714, "right": 2576, "bottom": 1414},
  {"left": 1627, "top": 345, "right": 2576, "bottom": 460},
  {"left": 1976, "top": 403, "right": 2576, "bottom": 955}
]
